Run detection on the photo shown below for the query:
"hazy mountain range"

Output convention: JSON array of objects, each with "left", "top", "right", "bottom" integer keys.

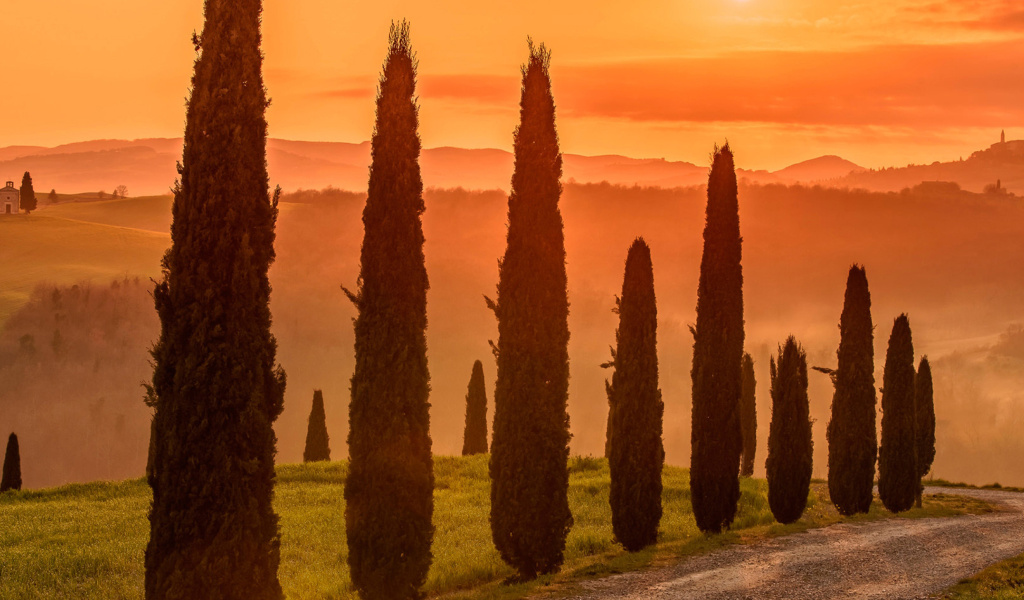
[{"left": 0, "top": 137, "right": 1019, "bottom": 196}]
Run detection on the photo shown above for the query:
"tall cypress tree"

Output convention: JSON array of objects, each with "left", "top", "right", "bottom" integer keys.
[
  {"left": 462, "top": 360, "right": 488, "bottom": 455},
  {"left": 739, "top": 353, "right": 757, "bottom": 477},
  {"left": 690, "top": 144, "right": 744, "bottom": 534},
  {"left": 303, "top": 390, "right": 330, "bottom": 462},
  {"left": 878, "top": 315, "right": 917, "bottom": 513},
  {"left": 1, "top": 433, "right": 21, "bottom": 492},
  {"left": 766, "top": 338, "right": 813, "bottom": 525},
  {"left": 144, "top": 0, "right": 286, "bottom": 597},
  {"left": 343, "top": 22, "right": 434, "bottom": 600},
  {"left": 915, "top": 357, "right": 935, "bottom": 507},
  {"left": 607, "top": 238, "right": 664, "bottom": 552},
  {"left": 826, "top": 265, "right": 877, "bottom": 515},
  {"left": 488, "top": 40, "right": 572, "bottom": 579},
  {"left": 20, "top": 172, "right": 36, "bottom": 213}
]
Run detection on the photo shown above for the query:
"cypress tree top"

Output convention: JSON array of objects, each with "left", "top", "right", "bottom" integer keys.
[
  {"left": 1, "top": 433, "right": 21, "bottom": 492},
  {"left": 462, "top": 360, "right": 489, "bottom": 456},
  {"left": 144, "top": 0, "right": 286, "bottom": 597},
  {"left": 303, "top": 389, "right": 330, "bottom": 463},
  {"left": 690, "top": 143, "right": 744, "bottom": 534}
]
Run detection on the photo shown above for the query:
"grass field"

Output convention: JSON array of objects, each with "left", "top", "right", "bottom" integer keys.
[
  {"left": 938, "top": 554, "right": 1024, "bottom": 599},
  {"left": 0, "top": 455, "right": 990, "bottom": 600},
  {"left": 0, "top": 204, "right": 168, "bottom": 325}
]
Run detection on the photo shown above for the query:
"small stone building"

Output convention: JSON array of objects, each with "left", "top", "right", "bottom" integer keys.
[{"left": 0, "top": 181, "right": 20, "bottom": 215}]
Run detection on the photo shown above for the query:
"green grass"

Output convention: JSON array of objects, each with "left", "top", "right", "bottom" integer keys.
[
  {"left": 937, "top": 554, "right": 1024, "bottom": 599},
  {"left": 0, "top": 456, "right": 991, "bottom": 600},
  {"left": 0, "top": 211, "right": 168, "bottom": 325}
]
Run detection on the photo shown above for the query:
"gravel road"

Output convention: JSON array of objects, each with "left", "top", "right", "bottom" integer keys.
[{"left": 567, "top": 487, "right": 1024, "bottom": 600}]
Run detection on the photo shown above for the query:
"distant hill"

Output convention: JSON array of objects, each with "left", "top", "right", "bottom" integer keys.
[{"left": 0, "top": 138, "right": 875, "bottom": 196}]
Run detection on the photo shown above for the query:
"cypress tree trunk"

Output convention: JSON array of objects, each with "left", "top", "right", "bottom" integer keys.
[
  {"left": 607, "top": 238, "right": 664, "bottom": 552},
  {"left": 303, "top": 390, "right": 331, "bottom": 462},
  {"left": 144, "top": 0, "right": 286, "bottom": 597},
  {"left": 878, "top": 315, "right": 918, "bottom": 513},
  {"left": 826, "top": 265, "right": 877, "bottom": 516},
  {"left": 1, "top": 433, "right": 21, "bottom": 492},
  {"left": 344, "top": 22, "right": 434, "bottom": 600},
  {"left": 915, "top": 357, "right": 935, "bottom": 508},
  {"left": 690, "top": 144, "right": 744, "bottom": 534},
  {"left": 462, "top": 360, "right": 488, "bottom": 455},
  {"left": 766, "top": 338, "right": 813, "bottom": 525},
  {"left": 739, "top": 353, "right": 757, "bottom": 477},
  {"left": 488, "top": 41, "right": 572, "bottom": 580}
]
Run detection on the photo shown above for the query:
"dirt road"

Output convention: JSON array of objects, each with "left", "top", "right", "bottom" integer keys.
[{"left": 569, "top": 487, "right": 1024, "bottom": 599}]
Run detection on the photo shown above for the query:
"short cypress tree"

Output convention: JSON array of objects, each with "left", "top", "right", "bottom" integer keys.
[
  {"left": 343, "top": 22, "right": 434, "bottom": 600},
  {"left": 462, "top": 360, "right": 488, "bottom": 455},
  {"left": 303, "top": 390, "right": 330, "bottom": 462},
  {"left": 1, "top": 433, "right": 21, "bottom": 492},
  {"left": 143, "top": 0, "right": 286, "bottom": 597},
  {"left": 488, "top": 40, "right": 573, "bottom": 579},
  {"left": 826, "top": 265, "right": 877, "bottom": 516},
  {"left": 606, "top": 238, "right": 664, "bottom": 552},
  {"left": 878, "top": 315, "right": 918, "bottom": 513},
  {"left": 739, "top": 353, "right": 757, "bottom": 477},
  {"left": 915, "top": 357, "right": 935, "bottom": 507},
  {"left": 690, "top": 144, "right": 744, "bottom": 534},
  {"left": 20, "top": 172, "right": 36, "bottom": 213},
  {"left": 766, "top": 338, "right": 813, "bottom": 524}
]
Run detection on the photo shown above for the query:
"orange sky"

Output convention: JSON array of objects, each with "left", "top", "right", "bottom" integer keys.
[{"left": 3, "top": 0, "right": 1024, "bottom": 170}]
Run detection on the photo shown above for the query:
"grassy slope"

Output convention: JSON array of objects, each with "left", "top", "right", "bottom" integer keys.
[
  {"left": 0, "top": 201, "right": 169, "bottom": 325},
  {"left": 939, "top": 555, "right": 1024, "bottom": 599},
  {"left": 0, "top": 456, "right": 989, "bottom": 600}
]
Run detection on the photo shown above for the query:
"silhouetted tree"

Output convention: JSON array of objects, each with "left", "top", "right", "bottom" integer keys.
[
  {"left": 48, "top": 189, "right": 58, "bottom": 203},
  {"left": 1, "top": 433, "right": 21, "bottom": 492},
  {"left": 690, "top": 144, "right": 744, "bottom": 534},
  {"left": 143, "top": 0, "right": 286, "bottom": 597},
  {"left": 766, "top": 338, "right": 813, "bottom": 524},
  {"left": 303, "top": 390, "right": 330, "bottom": 462},
  {"left": 487, "top": 40, "right": 572, "bottom": 579},
  {"left": 878, "top": 315, "right": 917, "bottom": 513},
  {"left": 462, "top": 360, "right": 488, "bottom": 455},
  {"left": 606, "top": 238, "right": 664, "bottom": 552},
  {"left": 20, "top": 172, "right": 36, "bottom": 213},
  {"left": 739, "top": 353, "right": 757, "bottom": 477},
  {"left": 343, "top": 22, "right": 434, "bottom": 600},
  {"left": 826, "top": 265, "right": 877, "bottom": 516},
  {"left": 915, "top": 357, "right": 935, "bottom": 508}
]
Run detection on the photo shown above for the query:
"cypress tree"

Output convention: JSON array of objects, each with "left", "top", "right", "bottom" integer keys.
[
  {"left": 488, "top": 40, "right": 572, "bottom": 579},
  {"left": 878, "top": 315, "right": 917, "bottom": 513},
  {"left": 20, "top": 172, "right": 36, "bottom": 213},
  {"left": 915, "top": 357, "right": 935, "bottom": 507},
  {"left": 766, "top": 338, "right": 813, "bottom": 525},
  {"left": 739, "top": 353, "right": 757, "bottom": 477},
  {"left": 607, "top": 238, "right": 664, "bottom": 552},
  {"left": 303, "top": 390, "right": 330, "bottom": 462},
  {"left": 143, "top": 0, "right": 286, "bottom": 597},
  {"left": 343, "top": 22, "right": 434, "bottom": 600},
  {"left": 1, "top": 433, "right": 21, "bottom": 492},
  {"left": 826, "top": 265, "right": 877, "bottom": 516},
  {"left": 690, "top": 144, "right": 744, "bottom": 534},
  {"left": 462, "top": 360, "right": 488, "bottom": 455}
]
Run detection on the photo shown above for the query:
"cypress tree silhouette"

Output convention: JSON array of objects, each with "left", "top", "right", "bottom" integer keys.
[
  {"left": 690, "top": 143, "right": 744, "bottom": 534},
  {"left": 343, "top": 22, "right": 434, "bottom": 600},
  {"left": 739, "top": 353, "right": 757, "bottom": 477},
  {"left": 915, "top": 357, "right": 935, "bottom": 508},
  {"left": 20, "top": 172, "right": 36, "bottom": 213},
  {"left": 143, "top": 0, "right": 286, "bottom": 596},
  {"left": 462, "top": 360, "right": 488, "bottom": 455},
  {"left": 1, "top": 433, "right": 21, "bottom": 492},
  {"left": 606, "top": 238, "right": 664, "bottom": 552},
  {"left": 303, "top": 390, "right": 330, "bottom": 462},
  {"left": 766, "top": 338, "right": 813, "bottom": 525},
  {"left": 487, "top": 40, "right": 572, "bottom": 579},
  {"left": 878, "top": 315, "right": 918, "bottom": 513},
  {"left": 826, "top": 265, "right": 877, "bottom": 516}
]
